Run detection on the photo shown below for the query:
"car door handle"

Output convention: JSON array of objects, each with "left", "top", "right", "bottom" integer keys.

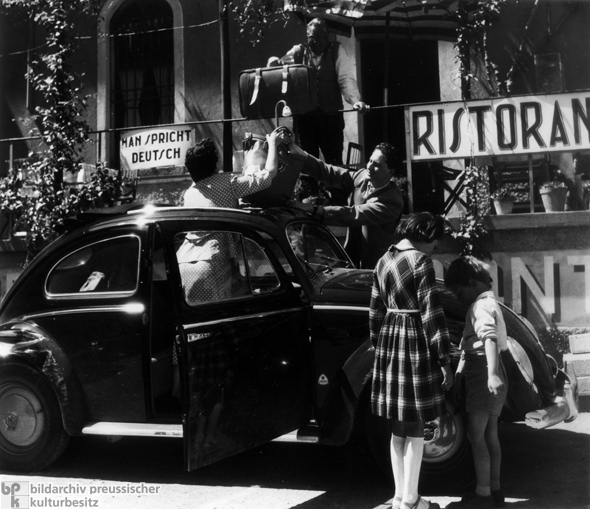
[{"left": 186, "top": 332, "right": 214, "bottom": 342}]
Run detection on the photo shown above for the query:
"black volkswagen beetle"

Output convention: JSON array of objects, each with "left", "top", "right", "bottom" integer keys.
[{"left": 0, "top": 205, "right": 578, "bottom": 474}]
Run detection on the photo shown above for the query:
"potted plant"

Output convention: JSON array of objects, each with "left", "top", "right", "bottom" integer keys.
[
  {"left": 539, "top": 180, "right": 568, "bottom": 212},
  {"left": 490, "top": 186, "right": 516, "bottom": 215}
]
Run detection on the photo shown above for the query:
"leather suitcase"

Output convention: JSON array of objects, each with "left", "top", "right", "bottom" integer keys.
[{"left": 239, "top": 64, "right": 318, "bottom": 120}]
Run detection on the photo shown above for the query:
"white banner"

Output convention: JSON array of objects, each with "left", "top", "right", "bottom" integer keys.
[
  {"left": 408, "top": 91, "right": 590, "bottom": 161},
  {"left": 120, "top": 125, "right": 193, "bottom": 171}
]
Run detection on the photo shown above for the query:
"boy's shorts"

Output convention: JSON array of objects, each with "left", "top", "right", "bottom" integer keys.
[{"left": 464, "top": 357, "right": 508, "bottom": 416}]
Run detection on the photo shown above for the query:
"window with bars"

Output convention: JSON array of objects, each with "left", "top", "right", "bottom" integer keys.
[{"left": 110, "top": 0, "right": 174, "bottom": 164}]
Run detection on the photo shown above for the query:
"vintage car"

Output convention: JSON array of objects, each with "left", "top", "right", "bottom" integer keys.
[{"left": 0, "top": 205, "right": 578, "bottom": 474}]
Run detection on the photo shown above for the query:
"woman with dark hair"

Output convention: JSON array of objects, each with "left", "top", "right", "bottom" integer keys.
[
  {"left": 182, "top": 128, "right": 288, "bottom": 208},
  {"left": 370, "top": 212, "right": 453, "bottom": 509},
  {"left": 178, "top": 129, "right": 291, "bottom": 304}
]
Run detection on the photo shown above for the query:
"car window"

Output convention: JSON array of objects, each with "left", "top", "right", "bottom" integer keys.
[
  {"left": 46, "top": 235, "right": 140, "bottom": 296},
  {"left": 243, "top": 237, "right": 280, "bottom": 295},
  {"left": 255, "top": 231, "right": 294, "bottom": 276},
  {"left": 174, "top": 230, "right": 281, "bottom": 306},
  {"left": 286, "top": 222, "right": 351, "bottom": 276}
]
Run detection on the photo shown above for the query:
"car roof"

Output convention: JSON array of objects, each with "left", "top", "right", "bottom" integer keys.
[
  {"left": 9, "top": 204, "right": 311, "bottom": 282},
  {"left": 61, "top": 204, "right": 311, "bottom": 238},
  {"left": 0, "top": 205, "right": 316, "bottom": 320}
]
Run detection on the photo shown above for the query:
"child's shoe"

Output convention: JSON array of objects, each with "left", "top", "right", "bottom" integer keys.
[
  {"left": 445, "top": 492, "right": 494, "bottom": 508},
  {"left": 490, "top": 490, "right": 505, "bottom": 508},
  {"left": 403, "top": 496, "right": 440, "bottom": 509}
]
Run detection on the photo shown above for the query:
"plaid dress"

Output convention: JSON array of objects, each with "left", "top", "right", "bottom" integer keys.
[{"left": 370, "top": 245, "right": 451, "bottom": 423}]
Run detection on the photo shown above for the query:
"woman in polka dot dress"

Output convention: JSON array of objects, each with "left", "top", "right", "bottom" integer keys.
[
  {"left": 182, "top": 129, "right": 287, "bottom": 208},
  {"left": 177, "top": 130, "right": 289, "bottom": 304}
]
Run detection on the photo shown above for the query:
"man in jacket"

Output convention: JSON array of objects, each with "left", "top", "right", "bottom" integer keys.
[
  {"left": 267, "top": 18, "right": 368, "bottom": 165},
  {"left": 288, "top": 140, "right": 404, "bottom": 269}
]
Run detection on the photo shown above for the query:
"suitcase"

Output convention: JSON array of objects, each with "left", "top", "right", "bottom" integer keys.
[{"left": 239, "top": 64, "right": 318, "bottom": 120}]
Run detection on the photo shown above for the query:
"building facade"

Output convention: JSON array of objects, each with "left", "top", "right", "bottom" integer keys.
[{"left": 1, "top": 0, "right": 589, "bottom": 333}]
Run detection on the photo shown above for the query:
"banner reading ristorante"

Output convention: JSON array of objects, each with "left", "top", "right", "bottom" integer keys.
[{"left": 408, "top": 90, "right": 590, "bottom": 161}]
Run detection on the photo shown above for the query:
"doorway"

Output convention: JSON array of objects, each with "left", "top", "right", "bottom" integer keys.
[{"left": 360, "top": 39, "right": 441, "bottom": 212}]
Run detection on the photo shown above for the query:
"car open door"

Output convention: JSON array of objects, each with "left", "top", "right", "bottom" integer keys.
[{"left": 159, "top": 222, "right": 312, "bottom": 470}]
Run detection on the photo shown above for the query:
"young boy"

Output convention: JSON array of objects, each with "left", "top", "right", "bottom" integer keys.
[{"left": 444, "top": 257, "right": 508, "bottom": 509}]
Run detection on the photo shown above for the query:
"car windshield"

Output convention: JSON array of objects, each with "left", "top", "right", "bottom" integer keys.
[{"left": 285, "top": 222, "right": 351, "bottom": 276}]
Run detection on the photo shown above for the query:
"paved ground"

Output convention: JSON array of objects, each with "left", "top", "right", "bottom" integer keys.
[{"left": 1, "top": 413, "right": 588, "bottom": 509}]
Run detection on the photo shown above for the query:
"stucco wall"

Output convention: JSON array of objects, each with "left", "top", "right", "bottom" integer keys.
[
  {"left": 433, "top": 212, "right": 590, "bottom": 330},
  {"left": 2, "top": 1, "right": 589, "bottom": 330}
]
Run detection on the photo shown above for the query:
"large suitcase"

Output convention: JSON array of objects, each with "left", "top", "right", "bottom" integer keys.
[{"left": 238, "top": 64, "right": 318, "bottom": 120}]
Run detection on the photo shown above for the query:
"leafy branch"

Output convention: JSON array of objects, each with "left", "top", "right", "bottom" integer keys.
[
  {"left": 231, "top": 0, "right": 285, "bottom": 45},
  {"left": 451, "top": 165, "right": 490, "bottom": 260}
]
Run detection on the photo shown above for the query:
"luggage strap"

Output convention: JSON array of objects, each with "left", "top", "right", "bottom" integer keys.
[
  {"left": 281, "top": 65, "right": 289, "bottom": 94},
  {"left": 249, "top": 68, "right": 262, "bottom": 105},
  {"left": 249, "top": 65, "right": 290, "bottom": 106}
]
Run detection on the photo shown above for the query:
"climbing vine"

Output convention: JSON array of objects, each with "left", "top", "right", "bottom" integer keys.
[
  {"left": 0, "top": 0, "right": 131, "bottom": 262},
  {"left": 450, "top": 1, "right": 507, "bottom": 259},
  {"left": 451, "top": 165, "right": 491, "bottom": 260},
  {"left": 454, "top": 0, "right": 508, "bottom": 97}
]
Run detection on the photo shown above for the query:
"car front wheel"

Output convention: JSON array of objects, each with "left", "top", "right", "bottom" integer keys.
[
  {"left": 0, "top": 363, "right": 70, "bottom": 472},
  {"left": 421, "top": 400, "right": 470, "bottom": 477}
]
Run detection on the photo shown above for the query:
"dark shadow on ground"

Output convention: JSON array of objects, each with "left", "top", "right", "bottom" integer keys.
[
  {"left": 497, "top": 421, "right": 590, "bottom": 508},
  {"left": 1, "top": 420, "right": 588, "bottom": 509}
]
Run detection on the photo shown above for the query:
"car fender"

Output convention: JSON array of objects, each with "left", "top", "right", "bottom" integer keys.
[
  {"left": 318, "top": 337, "right": 374, "bottom": 446},
  {"left": 0, "top": 322, "right": 87, "bottom": 435}
]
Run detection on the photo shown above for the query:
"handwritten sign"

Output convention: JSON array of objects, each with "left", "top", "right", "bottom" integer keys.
[
  {"left": 120, "top": 126, "right": 193, "bottom": 171},
  {"left": 408, "top": 91, "right": 590, "bottom": 161}
]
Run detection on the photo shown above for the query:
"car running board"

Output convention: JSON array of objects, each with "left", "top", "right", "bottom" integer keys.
[
  {"left": 81, "top": 422, "right": 320, "bottom": 443},
  {"left": 81, "top": 422, "right": 183, "bottom": 438},
  {"left": 272, "top": 425, "right": 320, "bottom": 443}
]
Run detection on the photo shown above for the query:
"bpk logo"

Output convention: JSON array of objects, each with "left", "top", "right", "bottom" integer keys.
[{"left": 1, "top": 481, "right": 29, "bottom": 509}]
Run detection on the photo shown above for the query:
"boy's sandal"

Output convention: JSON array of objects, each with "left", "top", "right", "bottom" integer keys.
[
  {"left": 402, "top": 496, "right": 441, "bottom": 509},
  {"left": 446, "top": 492, "right": 494, "bottom": 508},
  {"left": 491, "top": 490, "right": 505, "bottom": 508}
]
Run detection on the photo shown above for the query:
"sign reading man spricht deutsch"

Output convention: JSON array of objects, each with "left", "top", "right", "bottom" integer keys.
[
  {"left": 408, "top": 91, "right": 590, "bottom": 161},
  {"left": 120, "top": 126, "right": 193, "bottom": 171}
]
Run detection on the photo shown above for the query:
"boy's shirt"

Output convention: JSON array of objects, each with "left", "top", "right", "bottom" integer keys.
[{"left": 459, "top": 290, "right": 508, "bottom": 354}]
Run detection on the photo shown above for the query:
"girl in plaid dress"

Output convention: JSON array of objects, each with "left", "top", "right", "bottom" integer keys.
[{"left": 371, "top": 213, "right": 453, "bottom": 509}]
